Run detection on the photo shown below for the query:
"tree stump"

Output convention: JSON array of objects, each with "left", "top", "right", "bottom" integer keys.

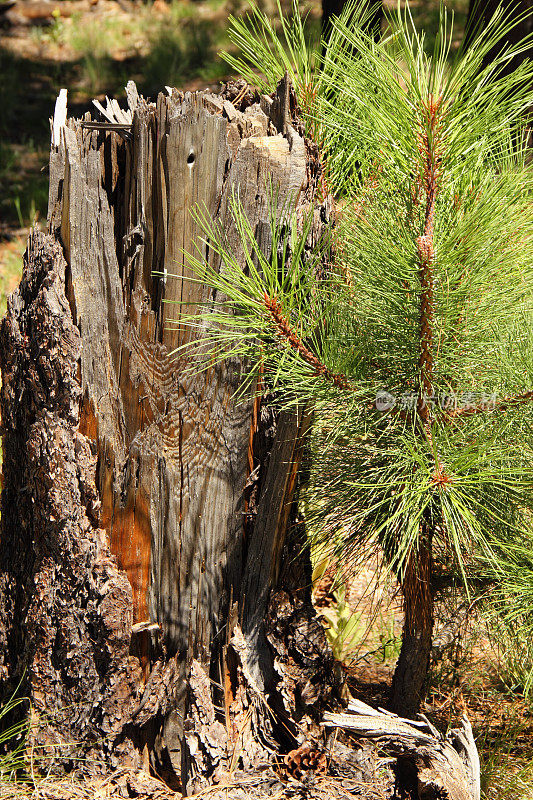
[{"left": 0, "top": 79, "right": 333, "bottom": 791}]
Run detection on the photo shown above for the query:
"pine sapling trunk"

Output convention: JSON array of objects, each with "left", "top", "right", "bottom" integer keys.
[
  {"left": 391, "top": 527, "right": 434, "bottom": 717},
  {"left": 390, "top": 95, "right": 442, "bottom": 717}
]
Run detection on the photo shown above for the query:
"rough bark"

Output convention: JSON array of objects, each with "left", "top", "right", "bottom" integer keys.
[
  {"left": 0, "top": 231, "right": 142, "bottom": 769},
  {"left": 390, "top": 534, "right": 434, "bottom": 719},
  {"left": 0, "top": 80, "right": 334, "bottom": 790}
]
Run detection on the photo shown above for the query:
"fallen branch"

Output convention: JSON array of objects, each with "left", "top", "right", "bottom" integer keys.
[{"left": 323, "top": 699, "right": 480, "bottom": 800}]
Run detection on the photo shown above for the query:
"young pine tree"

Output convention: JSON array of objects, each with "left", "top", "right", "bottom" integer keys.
[{"left": 173, "top": 3, "right": 533, "bottom": 717}]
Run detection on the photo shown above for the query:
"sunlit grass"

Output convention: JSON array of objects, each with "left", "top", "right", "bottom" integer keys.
[
  {"left": 28, "top": 0, "right": 236, "bottom": 96},
  {"left": 0, "top": 0, "right": 242, "bottom": 233},
  {"left": 0, "top": 143, "right": 48, "bottom": 230},
  {"left": 0, "top": 237, "right": 24, "bottom": 321},
  {"left": 0, "top": 686, "right": 30, "bottom": 786},
  {"left": 479, "top": 714, "right": 533, "bottom": 800},
  {"left": 425, "top": 600, "right": 533, "bottom": 800}
]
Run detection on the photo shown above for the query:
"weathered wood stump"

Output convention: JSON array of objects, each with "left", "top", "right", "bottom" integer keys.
[{"left": 0, "top": 79, "right": 334, "bottom": 791}]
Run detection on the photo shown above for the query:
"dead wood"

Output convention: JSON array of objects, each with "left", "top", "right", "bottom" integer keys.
[
  {"left": 324, "top": 699, "right": 480, "bottom": 800},
  {"left": 0, "top": 79, "right": 334, "bottom": 791}
]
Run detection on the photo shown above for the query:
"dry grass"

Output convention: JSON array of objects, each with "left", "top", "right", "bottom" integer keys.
[
  {"left": 423, "top": 604, "right": 533, "bottom": 800},
  {"left": 0, "top": 0, "right": 252, "bottom": 233},
  {"left": 317, "top": 562, "right": 533, "bottom": 800},
  {"left": 0, "top": 236, "right": 24, "bottom": 320},
  {"left": 0, "top": 761, "right": 393, "bottom": 800}
]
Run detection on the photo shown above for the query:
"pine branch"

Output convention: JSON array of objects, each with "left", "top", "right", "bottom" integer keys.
[
  {"left": 417, "top": 96, "right": 443, "bottom": 430},
  {"left": 445, "top": 389, "right": 533, "bottom": 420},
  {"left": 190, "top": 1, "right": 533, "bottom": 662},
  {"left": 263, "top": 292, "right": 353, "bottom": 390}
]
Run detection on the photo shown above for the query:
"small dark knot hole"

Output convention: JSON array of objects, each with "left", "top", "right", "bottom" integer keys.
[{"left": 187, "top": 152, "right": 195, "bottom": 165}]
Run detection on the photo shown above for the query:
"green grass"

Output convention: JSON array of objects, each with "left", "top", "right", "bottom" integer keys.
[
  {"left": 490, "top": 626, "right": 533, "bottom": 704},
  {"left": 479, "top": 713, "right": 533, "bottom": 800},
  {"left": 426, "top": 601, "right": 533, "bottom": 800},
  {"left": 0, "top": 143, "right": 48, "bottom": 231},
  {"left": 29, "top": 0, "right": 235, "bottom": 96},
  {"left": 0, "top": 687, "right": 30, "bottom": 784}
]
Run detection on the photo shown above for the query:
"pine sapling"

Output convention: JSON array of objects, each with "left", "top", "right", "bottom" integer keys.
[{"left": 171, "top": 2, "right": 533, "bottom": 717}]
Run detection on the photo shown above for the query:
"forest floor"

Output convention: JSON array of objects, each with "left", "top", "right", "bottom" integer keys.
[
  {"left": 1, "top": 0, "right": 533, "bottom": 798},
  {"left": 335, "top": 568, "right": 533, "bottom": 799}
]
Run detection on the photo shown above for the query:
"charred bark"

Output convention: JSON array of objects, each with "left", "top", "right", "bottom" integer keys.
[{"left": 0, "top": 231, "right": 142, "bottom": 769}]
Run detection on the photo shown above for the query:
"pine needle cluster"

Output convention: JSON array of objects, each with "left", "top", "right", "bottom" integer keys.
[{"left": 171, "top": 0, "right": 533, "bottom": 710}]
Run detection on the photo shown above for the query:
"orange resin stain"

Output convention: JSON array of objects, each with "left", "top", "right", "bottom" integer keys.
[
  {"left": 79, "top": 396, "right": 152, "bottom": 620},
  {"left": 101, "top": 474, "right": 152, "bottom": 624},
  {"left": 79, "top": 394, "right": 98, "bottom": 441}
]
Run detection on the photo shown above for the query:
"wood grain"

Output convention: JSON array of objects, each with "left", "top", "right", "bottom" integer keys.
[{"left": 50, "top": 90, "right": 308, "bottom": 666}]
